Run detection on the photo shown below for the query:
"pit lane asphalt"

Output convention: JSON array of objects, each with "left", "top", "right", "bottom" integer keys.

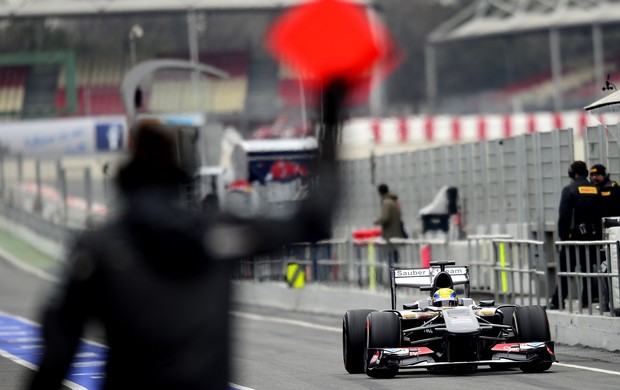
[
  {"left": 1, "top": 238, "right": 619, "bottom": 390},
  {"left": 231, "top": 303, "right": 620, "bottom": 390},
  {"left": 0, "top": 250, "right": 64, "bottom": 390}
]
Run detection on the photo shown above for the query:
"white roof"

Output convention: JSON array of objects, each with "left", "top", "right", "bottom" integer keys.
[
  {"left": 429, "top": 0, "right": 620, "bottom": 43},
  {"left": 0, "top": 0, "right": 369, "bottom": 17},
  {"left": 584, "top": 89, "right": 620, "bottom": 114}
]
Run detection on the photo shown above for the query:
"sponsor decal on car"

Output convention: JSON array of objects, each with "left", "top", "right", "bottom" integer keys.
[
  {"left": 370, "top": 351, "right": 381, "bottom": 364},
  {"left": 395, "top": 269, "right": 430, "bottom": 277},
  {"left": 408, "top": 347, "right": 433, "bottom": 357},
  {"left": 492, "top": 342, "right": 546, "bottom": 352}
]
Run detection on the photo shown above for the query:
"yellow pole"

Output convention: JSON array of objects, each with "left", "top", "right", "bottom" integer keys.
[
  {"left": 499, "top": 242, "right": 508, "bottom": 293},
  {"left": 368, "top": 242, "right": 376, "bottom": 291}
]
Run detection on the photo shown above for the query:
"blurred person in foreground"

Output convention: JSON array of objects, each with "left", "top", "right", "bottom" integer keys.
[
  {"left": 549, "top": 161, "right": 602, "bottom": 310},
  {"left": 29, "top": 84, "right": 344, "bottom": 389}
]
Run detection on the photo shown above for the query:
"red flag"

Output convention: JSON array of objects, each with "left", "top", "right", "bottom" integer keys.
[{"left": 267, "top": 0, "right": 398, "bottom": 87}]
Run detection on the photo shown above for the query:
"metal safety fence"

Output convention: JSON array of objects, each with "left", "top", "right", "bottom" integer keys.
[
  {"left": 232, "top": 237, "right": 449, "bottom": 290},
  {"left": 467, "top": 234, "right": 512, "bottom": 293},
  {"left": 232, "top": 234, "right": 620, "bottom": 317},
  {"left": 554, "top": 240, "right": 620, "bottom": 316},
  {"left": 491, "top": 238, "right": 548, "bottom": 307}
]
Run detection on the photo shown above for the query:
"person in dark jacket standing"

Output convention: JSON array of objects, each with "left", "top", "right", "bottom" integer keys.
[
  {"left": 590, "top": 164, "right": 620, "bottom": 218},
  {"left": 29, "top": 105, "right": 341, "bottom": 389},
  {"left": 374, "top": 183, "right": 403, "bottom": 266},
  {"left": 549, "top": 161, "right": 603, "bottom": 310},
  {"left": 589, "top": 163, "right": 620, "bottom": 311}
]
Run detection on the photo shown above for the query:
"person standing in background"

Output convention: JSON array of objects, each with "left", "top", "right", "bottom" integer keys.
[
  {"left": 549, "top": 161, "right": 602, "bottom": 310},
  {"left": 374, "top": 183, "right": 403, "bottom": 266},
  {"left": 589, "top": 163, "right": 620, "bottom": 312},
  {"left": 589, "top": 164, "right": 620, "bottom": 218}
]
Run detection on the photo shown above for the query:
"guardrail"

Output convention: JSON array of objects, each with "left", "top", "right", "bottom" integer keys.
[
  {"left": 491, "top": 238, "right": 548, "bottom": 307},
  {"left": 554, "top": 240, "right": 620, "bottom": 316},
  {"left": 2, "top": 192, "right": 618, "bottom": 318},
  {"left": 232, "top": 237, "right": 450, "bottom": 290},
  {"left": 466, "top": 234, "right": 512, "bottom": 293},
  {"left": 0, "top": 200, "right": 76, "bottom": 245}
]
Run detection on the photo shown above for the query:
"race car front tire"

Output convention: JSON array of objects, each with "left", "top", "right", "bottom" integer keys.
[
  {"left": 343, "top": 309, "right": 376, "bottom": 374},
  {"left": 513, "top": 305, "right": 552, "bottom": 373},
  {"left": 365, "top": 311, "right": 401, "bottom": 378}
]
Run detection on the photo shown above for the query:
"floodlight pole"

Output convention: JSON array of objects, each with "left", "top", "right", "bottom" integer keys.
[
  {"left": 592, "top": 23, "right": 605, "bottom": 94},
  {"left": 128, "top": 24, "right": 143, "bottom": 66},
  {"left": 549, "top": 28, "right": 563, "bottom": 112},
  {"left": 425, "top": 44, "right": 437, "bottom": 115}
]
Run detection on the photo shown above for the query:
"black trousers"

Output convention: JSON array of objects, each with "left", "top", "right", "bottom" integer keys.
[{"left": 551, "top": 243, "right": 599, "bottom": 307}]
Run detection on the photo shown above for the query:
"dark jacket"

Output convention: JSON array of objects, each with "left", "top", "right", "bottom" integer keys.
[
  {"left": 598, "top": 178, "right": 620, "bottom": 218},
  {"left": 30, "top": 187, "right": 334, "bottom": 390},
  {"left": 557, "top": 177, "right": 603, "bottom": 241},
  {"left": 374, "top": 193, "right": 402, "bottom": 241}
]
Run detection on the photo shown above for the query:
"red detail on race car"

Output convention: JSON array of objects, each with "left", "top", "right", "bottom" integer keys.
[
  {"left": 409, "top": 347, "right": 433, "bottom": 357},
  {"left": 370, "top": 351, "right": 380, "bottom": 364},
  {"left": 492, "top": 343, "right": 523, "bottom": 352}
]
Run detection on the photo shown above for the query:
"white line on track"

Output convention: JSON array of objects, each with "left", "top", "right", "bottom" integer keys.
[
  {"left": 233, "top": 311, "right": 620, "bottom": 376},
  {"left": 554, "top": 363, "right": 620, "bottom": 376},
  {"left": 231, "top": 311, "right": 340, "bottom": 333},
  {"left": 0, "top": 246, "right": 57, "bottom": 282}
]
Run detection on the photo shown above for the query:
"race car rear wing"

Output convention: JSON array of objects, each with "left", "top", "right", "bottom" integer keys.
[{"left": 389, "top": 261, "right": 469, "bottom": 310}]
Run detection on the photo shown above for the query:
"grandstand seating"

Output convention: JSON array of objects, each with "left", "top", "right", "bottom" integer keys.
[
  {"left": 145, "top": 51, "right": 250, "bottom": 115},
  {"left": 0, "top": 66, "right": 27, "bottom": 115}
]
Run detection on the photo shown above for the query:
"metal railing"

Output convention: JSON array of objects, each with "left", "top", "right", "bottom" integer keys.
[
  {"left": 491, "top": 238, "right": 548, "bottom": 307},
  {"left": 467, "top": 234, "right": 512, "bottom": 293},
  {"left": 232, "top": 237, "right": 450, "bottom": 290},
  {"left": 554, "top": 240, "right": 620, "bottom": 316}
]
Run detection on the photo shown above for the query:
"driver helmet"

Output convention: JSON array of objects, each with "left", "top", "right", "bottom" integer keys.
[{"left": 432, "top": 288, "right": 458, "bottom": 307}]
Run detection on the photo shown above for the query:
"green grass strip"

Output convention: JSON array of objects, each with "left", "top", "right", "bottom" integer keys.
[{"left": 0, "top": 229, "right": 56, "bottom": 269}]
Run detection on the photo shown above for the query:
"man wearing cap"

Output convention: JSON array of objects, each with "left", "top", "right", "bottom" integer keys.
[
  {"left": 589, "top": 163, "right": 620, "bottom": 311},
  {"left": 549, "top": 161, "right": 603, "bottom": 310},
  {"left": 590, "top": 164, "right": 620, "bottom": 218}
]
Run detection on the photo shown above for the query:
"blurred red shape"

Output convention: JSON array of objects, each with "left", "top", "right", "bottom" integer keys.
[
  {"left": 352, "top": 228, "right": 382, "bottom": 240},
  {"left": 267, "top": 0, "right": 398, "bottom": 87}
]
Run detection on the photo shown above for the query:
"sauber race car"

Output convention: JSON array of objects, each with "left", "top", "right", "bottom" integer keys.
[{"left": 342, "top": 260, "right": 556, "bottom": 378}]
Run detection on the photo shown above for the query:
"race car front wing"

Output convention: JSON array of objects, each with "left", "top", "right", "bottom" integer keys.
[{"left": 366, "top": 341, "right": 556, "bottom": 372}]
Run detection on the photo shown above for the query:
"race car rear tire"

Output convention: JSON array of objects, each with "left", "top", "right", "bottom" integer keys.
[
  {"left": 343, "top": 309, "right": 375, "bottom": 374},
  {"left": 513, "top": 305, "right": 552, "bottom": 373},
  {"left": 365, "top": 311, "right": 401, "bottom": 378}
]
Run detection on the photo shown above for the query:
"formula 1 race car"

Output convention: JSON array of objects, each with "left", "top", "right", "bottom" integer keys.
[{"left": 342, "top": 260, "right": 556, "bottom": 377}]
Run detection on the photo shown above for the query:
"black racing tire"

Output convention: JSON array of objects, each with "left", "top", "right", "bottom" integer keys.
[
  {"left": 343, "top": 309, "right": 375, "bottom": 374},
  {"left": 498, "top": 305, "right": 518, "bottom": 326},
  {"left": 513, "top": 305, "right": 552, "bottom": 373},
  {"left": 497, "top": 305, "right": 518, "bottom": 341},
  {"left": 365, "top": 311, "right": 401, "bottom": 378}
]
